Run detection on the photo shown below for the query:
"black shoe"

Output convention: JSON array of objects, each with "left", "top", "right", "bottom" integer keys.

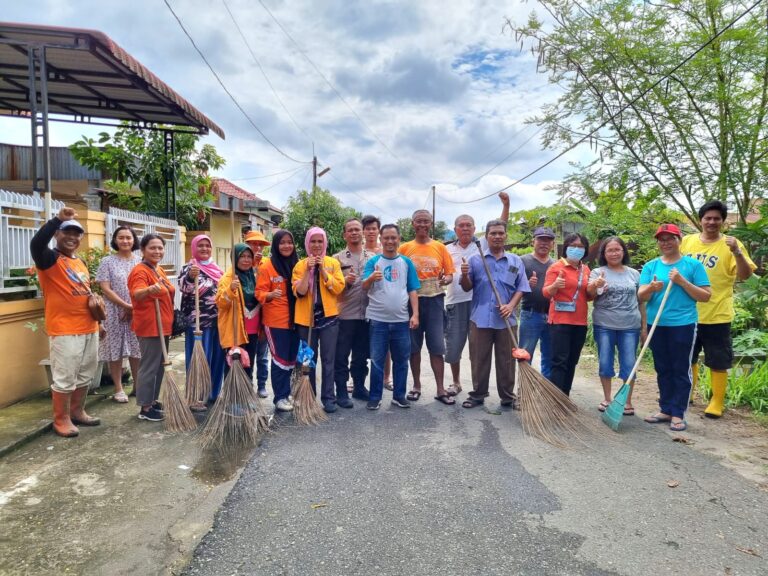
[
  {"left": 152, "top": 401, "right": 164, "bottom": 412},
  {"left": 391, "top": 397, "right": 411, "bottom": 409},
  {"left": 352, "top": 387, "right": 370, "bottom": 401},
  {"left": 323, "top": 401, "right": 338, "bottom": 414},
  {"left": 337, "top": 397, "right": 354, "bottom": 409},
  {"left": 138, "top": 407, "right": 164, "bottom": 422},
  {"left": 366, "top": 400, "right": 381, "bottom": 411}
]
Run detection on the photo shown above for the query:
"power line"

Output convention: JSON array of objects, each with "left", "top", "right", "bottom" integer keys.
[
  {"left": 163, "top": 0, "right": 311, "bottom": 165},
  {"left": 437, "top": 0, "right": 764, "bottom": 204},
  {"left": 256, "top": 0, "right": 431, "bottom": 186},
  {"left": 250, "top": 165, "right": 310, "bottom": 196},
  {"left": 323, "top": 168, "right": 399, "bottom": 220},
  {"left": 229, "top": 167, "right": 306, "bottom": 181},
  {"left": 221, "top": 0, "right": 310, "bottom": 140},
  {"left": 458, "top": 125, "right": 544, "bottom": 188}
]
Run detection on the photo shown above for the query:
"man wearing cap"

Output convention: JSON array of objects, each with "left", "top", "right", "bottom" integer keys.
[
  {"left": 444, "top": 192, "right": 510, "bottom": 397},
  {"left": 518, "top": 226, "right": 557, "bottom": 379},
  {"left": 680, "top": 200, "right": 756, "bottom": 418},
  {"left": 30, "top": 206, "right": 101, "bottom": 437},
  {"left": 245, "top": 229, "right": 272, "bottom": 397}
]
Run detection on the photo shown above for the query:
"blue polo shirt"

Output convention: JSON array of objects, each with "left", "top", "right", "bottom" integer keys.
[{"left": 467, "top": 250, "right": 530, "bottom": 329}]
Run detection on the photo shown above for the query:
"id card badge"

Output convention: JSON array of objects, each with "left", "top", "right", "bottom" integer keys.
[{"left": 554, "top": 300, "right": 577, "bottom": 312}]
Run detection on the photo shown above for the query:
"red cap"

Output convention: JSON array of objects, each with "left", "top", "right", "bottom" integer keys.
[{"left": 654, "top": 223, "right": 682, "bottom": 238}]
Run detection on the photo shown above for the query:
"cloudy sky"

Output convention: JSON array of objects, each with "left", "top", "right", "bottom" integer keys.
[{"left": 1, "top": 0, "right": 593, "bottom": 229}]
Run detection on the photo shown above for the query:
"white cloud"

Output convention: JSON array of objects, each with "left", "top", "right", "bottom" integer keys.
[{"left": 0, "top": 0, "right": 594, "bottom": 232}]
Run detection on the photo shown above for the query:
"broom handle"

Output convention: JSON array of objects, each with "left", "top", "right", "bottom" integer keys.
[
  {"left": 623, "top": 279, "right": 674, "bottom": 385},
  {"left": 474, "top": 241, "right": 520, "bottom": 348},
  {"left": 307, "top": 263, "right": 317, "bottom": 347},
  {"left": 230, "top": 196, "right": 239, "bottom": 350},
  {"left": 194, "top": 274, "right": 201, "bottom": 334},
  {"left": 154, "top": 298, "right": 171, "bottom": 366}
]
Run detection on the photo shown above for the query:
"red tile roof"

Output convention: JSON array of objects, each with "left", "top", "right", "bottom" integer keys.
[{"left": 212, "top": 178, "right": 282, "bottom": 213}]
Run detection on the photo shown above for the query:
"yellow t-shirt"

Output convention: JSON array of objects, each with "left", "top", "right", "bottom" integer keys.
[{"left": 680, "top": 234, "right": 756, "bottom": 324}]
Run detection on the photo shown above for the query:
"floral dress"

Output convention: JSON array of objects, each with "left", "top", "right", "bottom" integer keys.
[{"left": 96, "top": 254, "right": 142, "bottom": 361}]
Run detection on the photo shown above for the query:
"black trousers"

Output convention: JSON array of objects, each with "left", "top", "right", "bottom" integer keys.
[
  {"left": 548, "top": 323, "right": 588, "bottom": 396},
  {"left": 334, "top": 319, "right": 370, "bottom": 397}
]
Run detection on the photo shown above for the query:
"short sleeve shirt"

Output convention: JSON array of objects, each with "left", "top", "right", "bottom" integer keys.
[
  {"left": 639, "top": 256, "right": 710, "bottom": 327},
  {"left": 466, "top": 251, "right": 530, "bottom": 329},
  {"left": 363, "top": 254, "right": 420, "bottom": 322},
  {"left": 445, "top": 241, "right": 479, "bottom": 305},
  {"left": 589, "top": 266, "right": 641, "bottom": 330},
  {"left": 398, "top": 239, "right": 455, "bottom": 297}
]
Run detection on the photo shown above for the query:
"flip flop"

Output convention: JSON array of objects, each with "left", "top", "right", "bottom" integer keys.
[
  {"left": 623, "top": 407, "right": 635, "bottom": 416},
  {"left": 446, "top": 383, "right": 462, "bottom": 397},
  {"left": 598, "top": 400, "right": 610, "bottom": 412},
  {"left": 644, "top": 413, "right": 672, "bottom": 424},
  {"left": 406, "top": 389, "right": 421, "bottom": 401},
  {"left": 670, "top": 420, "right": 687, "bottom": 431},
  {"left": 434, "top": 394, "right": 456, "bottom": 406},
  {"left": 383, "top": 379, "right": 394, "bottom": 391}
]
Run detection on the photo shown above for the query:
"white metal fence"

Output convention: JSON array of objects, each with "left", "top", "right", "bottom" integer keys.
[
  {"left": 105, "top": 207, "right": 183, "bottom": 277},
  {"left": 0, "top": 189, "right": 64, "bottom": 293}
]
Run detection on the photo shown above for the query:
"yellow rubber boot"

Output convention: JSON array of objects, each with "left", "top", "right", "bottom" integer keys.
[
  {"left": 705, "top": 370, "right": 727, "bottom": 419},
  {"left": 690, "top": 363, "right": 699, "bottom": 405}
]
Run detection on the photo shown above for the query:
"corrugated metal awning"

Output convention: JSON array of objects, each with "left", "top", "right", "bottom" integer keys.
[{"left": 0, "top": 21, "right": 224, "bottom": 138}]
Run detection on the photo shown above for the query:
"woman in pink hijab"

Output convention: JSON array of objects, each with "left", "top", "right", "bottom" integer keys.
[
  {"left": 292, "top": 227, "right": 346, "bottom": 413},
  {"left": 179, "top": 234, "right": 226, "bottom": 407}
]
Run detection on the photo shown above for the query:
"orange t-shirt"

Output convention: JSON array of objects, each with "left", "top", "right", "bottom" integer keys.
[
  {"left": 127, "top": 263, "right": 175, "bottom": 337},
  {"left": 545, "top": 259, "right": 591, "bottom": 326},
  {"left": 256, "top": 259, "right": 291, "bottom": 329},
  {"left": 398, "top": 239, "right": 455, "bottom": 296},
  {"left": 37, "top": 255, "right": 99, "bottom": 336}
]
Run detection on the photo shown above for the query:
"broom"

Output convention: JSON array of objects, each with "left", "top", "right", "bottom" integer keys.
[
  {"left": 291, "top": 265, "right": 328, "bottom": 425},
  {"left": 186, "top": 274, "right": 212, "bottom": 411},
  {"left": 154, "top": 299, "right": 197, "bottom": 433},
  {"left": 474, "top": 241, "right": 587, "bottom": 448},
  {"left": 602, "top": 279, "right": 673, "bottom": 431},
  {"left": 198, "top": 199, "right": 270, "bottom": 449}
]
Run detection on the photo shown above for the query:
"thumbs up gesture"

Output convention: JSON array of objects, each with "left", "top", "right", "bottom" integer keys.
[
  {"left": 649, "top": 274, "right": 664, "bottom": 292},
  {"left": 553, "top": 270, "right": 566, "bottom": 290},
  {"left": 593, "top": 270, "right": 607, "bottom": 289},
  {"left": 460, "top": 256, "right": 469, "bottom": 276},
  {"left": 371, "top": 264, "right": 383, "bottom": 283},
  {"left": 528, "top": 270, "right": 538, "bottom": 288}
]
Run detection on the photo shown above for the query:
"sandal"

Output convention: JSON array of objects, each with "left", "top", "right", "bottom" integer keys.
[
  {"left": 623, "top": 406, "right": 635, "bottom": 416},
  {"left": 434, "top": 394, "right": 456, "bottom": 406},
  {"left": 598, "top": 400, "right": 610, "bottom": 412},
  {"left": 446, "top": 383, "right": 462, "bottom": 397},
  {"left": 383, "top": 379, "right": 394, "bottom": 391},
  {"left": 113, "top": 391, "right": 129, "bottom": 403},
  {"left": 644, "top": 413, "right": 672, "bottom": 424},
  {"left": 670, "top": 420, "right": 687, "bottom": 432},
  {"left": 406, "top": 389, "right": 421, "bottom": 401},
  {"left": 462, "top": 398, "right": 483, "bottom": 409}
]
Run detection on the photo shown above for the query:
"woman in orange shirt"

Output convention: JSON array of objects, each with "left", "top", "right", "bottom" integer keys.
[
  {"left": 543, "top": 233, "right": 592, "bottom": 396},
  {"left": 256, "top": 230, "right": 299, "bottom": 412},
  {"left": 128, "top": 234, "right": 175, "bottom": 422}
]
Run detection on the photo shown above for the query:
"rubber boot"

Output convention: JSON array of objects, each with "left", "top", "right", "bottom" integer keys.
[
  {"left": 689, "top": 363, "right": 699, "bottom": 405},
  {"left": 705, "top": 370, "right": 727, "bottom": 419},
  {"left": 70, "top": 386, "right": 101, "bottom": 427},
  {"left": 52, "top": 391, "right": 79, "bottom": 437}
]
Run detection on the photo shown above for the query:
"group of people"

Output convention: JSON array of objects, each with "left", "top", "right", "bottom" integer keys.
[{"left": 32, "top": 196, "right": 754, "bottom": 437}]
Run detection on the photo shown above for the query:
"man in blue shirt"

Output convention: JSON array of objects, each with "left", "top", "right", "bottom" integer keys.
[{"left": 459, "top": 219, "right": 530, "bottom": 408}]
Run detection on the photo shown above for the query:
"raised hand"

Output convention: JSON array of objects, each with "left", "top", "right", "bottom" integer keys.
[
  {"left": 345, "top": 269, "right": 357, "bottom": 285},
  {"left": 528, "top": 270, "right": 538, "bottom": 288},
  {"left": 649, "top": 274, "right": 664, "bottom": 292},
  {"left": 460, "top": 257, "right": 469, "bottom": 276},
  {"left": 725, "top": 236, "right": 739, "bottom": 253},
  {"left": 57, "top": 206, "right": 78, "bottom": 221},
  {"left": 371, "top": 265, "right": 384, "bottom": 283},
  {"left": 553, "top": 270, "right": 566, "bottom": 291}
]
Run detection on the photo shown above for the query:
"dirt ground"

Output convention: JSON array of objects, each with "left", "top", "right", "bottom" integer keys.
[{"left": 576, "top": 353, "right": 768, "bottom": 489}]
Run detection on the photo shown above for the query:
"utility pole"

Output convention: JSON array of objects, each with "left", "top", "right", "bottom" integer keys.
[
  {"left": 312, "top": 155, "right": 317, "bottom": 193},
  {"left": 431, "top": 185, "right": 436, "bottom": 237}
]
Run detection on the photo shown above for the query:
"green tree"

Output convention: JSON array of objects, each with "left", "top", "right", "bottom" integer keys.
[
  {"left": 507, "top": 0, "right": 768, "bottom": 225},
  {"left": 69, "top": 124, "right": 225, "bottom": 229},
  {"left": 282, "top": 187, "right": 361, "bottom": 256}
]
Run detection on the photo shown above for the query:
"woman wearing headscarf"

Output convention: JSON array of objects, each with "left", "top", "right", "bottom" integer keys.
[
  {"left": 216, "top": 244, "right": 261, "bottom": 382},
  {"left": 292, "top": 227, "right": 346, "bottom": 413},
  {"left": 256, "top": 230, "right": 299, "bottom": 412},
  {"left": 179, "top": 234, "right": 226, "bottom": 407}
]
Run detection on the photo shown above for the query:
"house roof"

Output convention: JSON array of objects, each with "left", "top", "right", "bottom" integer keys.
[
  {"left": 0, "top": 22, "right": 224, "bottom": 138},
  {"left": 211, "top": 177, "right": 283, "bottom": 214}
]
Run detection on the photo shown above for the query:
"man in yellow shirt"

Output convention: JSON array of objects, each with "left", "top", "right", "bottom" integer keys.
[{"left": 680, "top": 200, "right": 756, "bottom": 418}]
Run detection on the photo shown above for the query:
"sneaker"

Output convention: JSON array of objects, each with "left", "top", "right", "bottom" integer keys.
[
  {"left": 336, "top": 397, "right": 354, "bottom": 409},
  {"left": 257, "top": 387, "right": 269, "bottom": 398},
  {"left": 391, "top": 397, "right": 411, "bottom": 409},
  {"left": 138, "top": 407, "right": 164, "bottom": 421},
  {"left": 366, "top": 400, "right": 381, "bottom": 411},
  {"left": 352, "top": 387, "right": 370, "bottom": 401},
  {"left": 323, "top": 401, "right": 338, "bottom": 414},
  {"left": 152, "top": 401, "right": 164, "bottom": 412},
  {"left": 275, "top": 398, "right": 294, "bottom": 412}
]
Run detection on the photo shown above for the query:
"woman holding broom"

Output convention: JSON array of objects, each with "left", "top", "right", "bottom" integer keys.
[
  {"left": 256, "top": 230, "right": 299, "bottom": 412},
  {"left": 292, "top": 227, "right": 346, "bottom": 414},
  {"left": 638, "top": 224, "right": 711, "bottom": 432},
  {"left": 127, "top": 234, "right": 175, "bottom": 423},
  {"left": 216, "top": 244, "right": 262, "bottom": 383},
  {"left": 179, "top": 235, "right": 225, "bottom": 408},
  {"left": 543, "top": 233, "right": 592, "bottom": 396}
]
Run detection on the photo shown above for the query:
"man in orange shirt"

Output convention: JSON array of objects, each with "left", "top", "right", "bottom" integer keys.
[
  {"left": 398, "top": 209, "right": 455, "bottom": 404},
  {"left": 30, "top": 206, "right": 101, "bottom": 437}
]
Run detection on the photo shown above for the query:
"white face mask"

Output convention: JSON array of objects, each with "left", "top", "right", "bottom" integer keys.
[{"left": 197, "top": 258, "right": 212, "bottom": 265}]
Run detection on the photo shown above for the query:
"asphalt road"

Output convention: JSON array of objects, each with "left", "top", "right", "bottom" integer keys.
[{"left": 183, "top": 377, "right": 768, "bottom": 576}]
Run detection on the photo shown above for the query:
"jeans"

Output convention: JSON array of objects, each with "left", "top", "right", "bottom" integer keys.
[
  {"left": 649, "top": 324, "right": 696, "bottom": 419},
  {"left": 518, "top": 309, "right": 551, "bottom": 380},
  {"left": 593, "top": 325, "right": 640, "bottom": 382},
  {"left": 369, "top": 320, "right": 410, "bottom": 403}
]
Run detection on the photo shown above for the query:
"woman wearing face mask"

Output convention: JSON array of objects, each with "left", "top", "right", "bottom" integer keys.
[
  {"left": 179, "top": 235, "right": 226, "bottom": 407},
  {"left": 543, "top": 233, "right": 592, "bottom": 396},
  {"left": 292, "top": 227, "right": 346, "bottom": 413}
]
